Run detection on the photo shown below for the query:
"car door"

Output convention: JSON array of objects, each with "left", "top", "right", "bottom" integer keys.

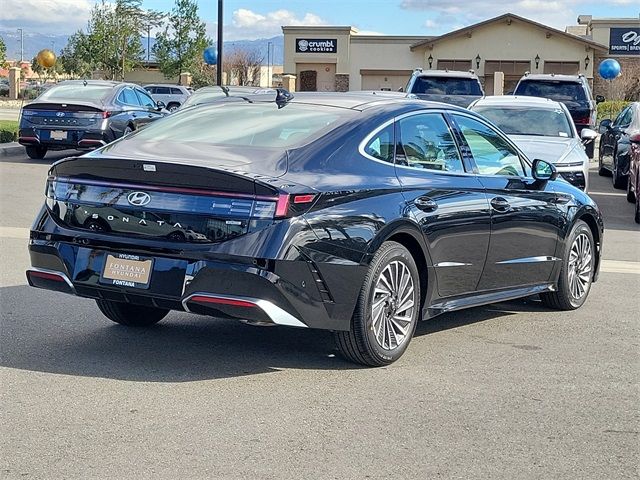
[
  {"left": 601, "top": 106, "right": 632, "bottom": 169},
  {"left": 134, "top": 88, "right": 164, "bottom": 126},
  {"left": 389, "top": 111, "right": 491, "bottom": 298},
  {"left": 449, "top": 112, "right": 563, "bottom": 291},
  {"left": 117, "top": 87, "right": 147, "bottom": 130}
]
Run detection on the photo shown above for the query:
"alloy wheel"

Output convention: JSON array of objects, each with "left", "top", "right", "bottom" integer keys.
[
  {"left": 567, "top": 233, "right": 592, "bottom": 300},
  {"left": 371, "top": 260, "right": 416, "bottom": 350}
]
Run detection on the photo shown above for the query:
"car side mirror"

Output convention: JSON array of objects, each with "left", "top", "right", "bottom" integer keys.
[
  {"left": 532, "top": 159, "right": 558, "bottom": 182},
  {"left": 580, "top": 128, "right": 598, "bottom": 144},
  {"left": 397, "top": 87, "right": 404, "bottom": 92},
  {"left": 595, "top": 95, "right": 605, "bottom": 104},
  {"left": 599, "top": 119, "right": 611, "bottom": 134},
  {"left": 156, "top": 100, "right": 166, "bottom": 110}
]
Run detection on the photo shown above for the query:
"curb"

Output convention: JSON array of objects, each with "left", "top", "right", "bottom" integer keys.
[{"left": 0, "top": 142, "right": 24, "bottom": 157}]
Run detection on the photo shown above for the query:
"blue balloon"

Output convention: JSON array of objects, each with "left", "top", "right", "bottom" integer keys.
[
  {"left": 598, "top": 59, "right": 621, "bottom": 80},
  {"left": 203, "top": 47, "right": 218, "bottom": 65}
]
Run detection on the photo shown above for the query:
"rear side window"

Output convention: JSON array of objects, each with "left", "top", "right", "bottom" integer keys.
[
  {"left": 396, "top": 113, "right": 464, "bottom": 173},
  {"left": 614, "top": 106, "right": 633, "bottom": 128},
  {"left": 170, "top": 88, "right": 183, "bottom": 95},
  {"left": 363, "top": 124, "right": 394, "bottom": 163},
  {"left": 144, "top": 87, "right": 155, "bottom": 94},
  {"left": 515, "top": 80, "right": 586, "bottom": 102},
  {"left": 136, "top": 89, "right": 156, "bottom": 108},
  {"left": 119, "top": 88, "right": 140, "bottom": 105},
  {"left": 453, "top": 115, "right": 525, "bottom": 177}
]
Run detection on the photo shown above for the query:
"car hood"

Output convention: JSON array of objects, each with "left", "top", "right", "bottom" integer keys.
[{"left": 508, "top": 135, "right": 586, "bottom": 165}]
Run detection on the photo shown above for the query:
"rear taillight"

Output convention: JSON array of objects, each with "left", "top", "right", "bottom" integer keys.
[
  {"left": 274, "top": 193, "right": 317, "bottom": 218},
  {"left": 101, "top": 111, "right": 112, "bottom": 118},
  {"left": 574, "top": 115, "right": 590, "bottom": 125}
]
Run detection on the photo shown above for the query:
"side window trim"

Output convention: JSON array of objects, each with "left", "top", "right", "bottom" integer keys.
[{"left": 449, "top": 112, "right": 531, "bottom": 179}]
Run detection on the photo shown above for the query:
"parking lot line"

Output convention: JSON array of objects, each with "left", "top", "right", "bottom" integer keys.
[{"left": 589, "top": 192, "right": 628, "bottom": 197}]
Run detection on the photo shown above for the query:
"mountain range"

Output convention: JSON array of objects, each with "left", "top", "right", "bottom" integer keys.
[{"left": 0, "top": 30, "right": 284, "bottom": 66}]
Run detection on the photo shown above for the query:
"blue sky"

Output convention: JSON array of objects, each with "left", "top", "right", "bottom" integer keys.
[{"left": 1, "top": 0, "right": 638, "bottom": 38}]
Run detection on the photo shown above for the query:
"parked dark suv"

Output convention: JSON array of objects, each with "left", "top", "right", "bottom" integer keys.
[
  {"left": 513, "top": 73, "right": 604, "bottom": 159},
  {"left": 405, "top": 69, "right": 484, "bottom": 108}
]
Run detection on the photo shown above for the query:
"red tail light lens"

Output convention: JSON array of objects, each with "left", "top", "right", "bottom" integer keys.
[
  {"left": 101, "top": 111, "right": 112, "bottom": 118},
  {"left": 274, "top": 193, "right": 317, "bottom": 218}
]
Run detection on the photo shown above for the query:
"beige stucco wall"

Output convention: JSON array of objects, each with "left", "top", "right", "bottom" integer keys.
[
  {"left": 414, "top": 18, "right": 597, "bottom": 79},
  {"left": 349, "top": 37, "right": 423, "bottom": 90}
]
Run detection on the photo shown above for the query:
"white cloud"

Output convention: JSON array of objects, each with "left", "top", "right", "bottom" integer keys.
[
  {"left": 400, "top": 0, "right": 601, "bottom": 32},
  {"left": 0, "top": 0, "right": 93, "bottom": 34},
  {"left": 211, "top": 8, "right": 328, "bottom": 41}
]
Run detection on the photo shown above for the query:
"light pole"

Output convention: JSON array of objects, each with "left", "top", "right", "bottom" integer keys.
[
  {"left": 267, "top": 41, "right": 272, "bottom": 87},
  {"left": 17, "top": 28, "right": 24, "bottom": 63},
  {"left": 216, "top": 0, "right": 223, "bottom": 86}
]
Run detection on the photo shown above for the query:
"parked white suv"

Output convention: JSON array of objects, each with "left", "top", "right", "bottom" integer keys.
[{"left": 143, "top": 84, "right": 192, "bottom": 112}]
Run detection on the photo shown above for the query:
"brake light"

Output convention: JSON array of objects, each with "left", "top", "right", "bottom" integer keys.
[
  {"left": 274, "top": 193, "right": 317, "bottom": 218},
  {"left": 101, "top": 111, "right": 112, "bottom": 118},
  {"left": 574, "top": 115, "right": 590, "bottom": 125}
]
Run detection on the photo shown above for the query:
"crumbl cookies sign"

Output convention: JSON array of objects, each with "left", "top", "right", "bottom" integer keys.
[
  {"left": 609, "top": 28, "right": 640, "bottom": 55},
  {"left": 296, "top": 38, "right": 337, "bottom": 53}
]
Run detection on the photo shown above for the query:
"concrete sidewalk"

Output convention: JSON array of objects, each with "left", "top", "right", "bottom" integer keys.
[{"left": 0, "top": 142, "right": 23, "bottom": 157}]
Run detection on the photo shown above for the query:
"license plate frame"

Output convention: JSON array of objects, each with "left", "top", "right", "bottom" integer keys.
[
  {"left": 100, "top": 253, "right": 154, "bottom": 289},
  {"left": 50, "top": 130, "right": 67, "bottom": 140}
]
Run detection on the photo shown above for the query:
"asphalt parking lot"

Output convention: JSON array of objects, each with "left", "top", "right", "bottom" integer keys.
[{"left": 1, "top": 149, "right": 638, "bottom": 479}]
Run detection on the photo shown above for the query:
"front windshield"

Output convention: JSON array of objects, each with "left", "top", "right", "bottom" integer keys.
[
  {"left": 38, "top": 84, "right": 113, "bottom": 102},
  {"left": 131, "top": 102, "right": 350, "bottom": 148},
  {"left": 473, "top": 106, "right": 573, "bottom": 138},
  {"left": 412, "top": 77, "right": 482, "bottom": 95}
]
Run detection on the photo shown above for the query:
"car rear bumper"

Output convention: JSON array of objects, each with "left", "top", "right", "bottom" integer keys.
[
  {"left": 18, "top": 127, "right": 114, "bottom": 150},
  {"left": 27, "top": 209, "right": 363, "bottom": 331}
]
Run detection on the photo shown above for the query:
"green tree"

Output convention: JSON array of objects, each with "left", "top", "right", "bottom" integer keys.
[
  {"left": 153, "top": 0, "right": 209, "bottom": 84},
  {"left": 59, "top": 0, "right": 161, "bottom": 80},
  {"left": 0, "top": 36, "right": 6, "bottom": 67}
]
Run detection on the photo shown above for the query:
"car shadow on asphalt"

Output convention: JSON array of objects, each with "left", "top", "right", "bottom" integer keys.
[{"left": 1, "top": 285, "right": 551, "bottom": 382}]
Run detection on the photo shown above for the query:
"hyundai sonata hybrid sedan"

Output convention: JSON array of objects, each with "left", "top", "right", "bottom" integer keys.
[
  {"left": 26, "top": 93, "right": 604, "bottom": 366},
  {"left": 19, "top": 80, "right": 167, "bottom": 159},
  {"left": 469, "top": 96, "right": 596, "bottom": 191}
]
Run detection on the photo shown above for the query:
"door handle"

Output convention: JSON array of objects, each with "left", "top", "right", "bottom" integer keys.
[
  {"left": 490, "top": 196, "right": 511, "bottom": 212},
  {"left": 414, "top": 196, "right": 438, "bottom": 212},
  {"left": 132, "top": 113, "right": 138, "bottom": 118}
]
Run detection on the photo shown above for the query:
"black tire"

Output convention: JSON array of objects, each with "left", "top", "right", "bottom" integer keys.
[
  {"left": 584, "top": 140, "right": 594, "bottom": 160},
  {"left": 96, "top": 299, "right": 168, "bottom": 327},
  {"left": 335, "top": 241, "right": 421, "bottom": 367},
  {"left": 597, "top": 148, "right": 609, "bottom": 176},
  {"left": 25, "top": 145, "right": 47, "bottom": 159},
  {"left": 612, "top": 154, "right": 627, "bottom": 190},
  {"left": 541, "top": 220, "right": 594, "bottom": 311},
  {"left": 626, "top": 176, "right": 635, "bottom": 203},
  {"left": 123, "top": 125, "right": 134, "bottom": 137},
  {"left": 167, "top": 103, "right": 180, "bottom": 112}
]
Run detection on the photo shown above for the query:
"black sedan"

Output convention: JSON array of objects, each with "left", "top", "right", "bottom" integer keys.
[
  {"left": 598, "top": 102, "right": 640, "bottom": 189},
  {"left": 26, "top": 93, "right": 604, "bottom": 366},
  {"left": 18, "top": 80, "right": 167, "bottom": 159}
]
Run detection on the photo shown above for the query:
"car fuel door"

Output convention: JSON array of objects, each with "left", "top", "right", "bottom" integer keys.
[{"left": 393, "top": 112, "right": 491, "bottom": 299}]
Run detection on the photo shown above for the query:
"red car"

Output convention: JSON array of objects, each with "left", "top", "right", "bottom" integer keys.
[{"left": 628, "top": 132, "right": 640, "bottom": 223}]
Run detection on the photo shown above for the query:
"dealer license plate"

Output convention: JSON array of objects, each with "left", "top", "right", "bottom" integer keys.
[
  {"left": 100, "top": 254, "right": 153, "bottom": 289},
  {"left": 50, "top": 130, "right": 67, "bottom": 140}
]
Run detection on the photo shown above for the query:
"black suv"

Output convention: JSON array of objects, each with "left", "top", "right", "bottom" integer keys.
[
  {"left": 405, "top": 69, "right": 484, "bottom": 108},
  {"left": 513, "top": 73, "right": 604, "bottom": 158}
]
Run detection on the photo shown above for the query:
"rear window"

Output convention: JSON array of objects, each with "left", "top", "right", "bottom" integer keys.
[
  {"left": 38, "top": 84, "right": 113, "bottom": 102},
  {"left": 411, "top": 77, "right": 482, "bottom": 96},
  {"left": 131, "top": 103, "right": 350, "bottom": 148},
  {"left": 473, "top": 106, "right": 573, "bottom": 138},
  {"left": 515, "top": 80, "right": 586, "bottom": 102}
]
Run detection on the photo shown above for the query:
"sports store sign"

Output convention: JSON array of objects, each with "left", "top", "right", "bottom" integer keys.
[
  {"left": 609, "top": 28, "right": 640, "bottom": 55},
  {"left": 296, "top": 39, "right": 337, "bottom": 53}
]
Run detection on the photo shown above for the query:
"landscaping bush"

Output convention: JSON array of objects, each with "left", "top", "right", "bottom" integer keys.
[
  {"left": 0, "top": 120, "right": 18, "bottom": 143},
  {"left": 597, "top": 100, "right": 631, "bottom": 124}
]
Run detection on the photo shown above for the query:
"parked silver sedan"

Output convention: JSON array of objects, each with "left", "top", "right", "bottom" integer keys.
[{"left": 469, "top": 96, "right": 597, "bottom": 191}]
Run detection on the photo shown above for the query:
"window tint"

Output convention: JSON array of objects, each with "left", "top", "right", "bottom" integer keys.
[
  {"left": 454, "top": 115, "right": 525, "bottom": 177},
  {"left": 144, "top": 87, "right": 155, "bottom": 94},
  {"left": 515, "top": 80, "right": 586, "bottom": 102},
  {"left": 40, "top": 84, "right": 113, "bottom": 102},
  {"left": 614, "top": 107, "right": 633, "bottom": 127},
  {"left": 411, "top": 77, "right": 482, "bottom": 96},
  {"left": 119, "top": 88, "right": 140, "bottom": 105},
  {"left": 155, "top": 86, "right": 171, "bottom": 95},
  {"left": 363, "top": 124, "right": 394, "bottom": 163},
  {"left": 136, "top": 89, "right": 156, "bottom": 108},
  {"left": 396, "top": 113, "right": 464, "bottom": 172},
  {"left": 170, "top": 88, "right": 183, "bottom": 95}
]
